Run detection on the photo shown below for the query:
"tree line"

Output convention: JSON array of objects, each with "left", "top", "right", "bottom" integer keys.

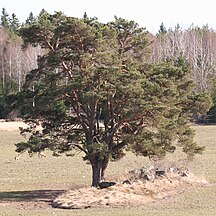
[
  {"left": 0, "top": 8, "right": 45, "bottom": 118},
  {"left": 152, "top": 23, "right": 216, "bottom": 122}
]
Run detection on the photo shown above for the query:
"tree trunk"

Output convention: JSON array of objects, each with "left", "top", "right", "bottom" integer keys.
[
  {"left": 101, "top": 156, "right": 109, "bottom": 180},
  {"left": 91, "top": 164, "right": 102, "bottom": 187},
  {"left": 1, "top": 59, "right": 5, "bottom": 90}
]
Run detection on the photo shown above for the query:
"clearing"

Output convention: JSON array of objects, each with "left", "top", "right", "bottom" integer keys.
[{"left": 0, "top": 122, "right": 216, "bottom": 215}]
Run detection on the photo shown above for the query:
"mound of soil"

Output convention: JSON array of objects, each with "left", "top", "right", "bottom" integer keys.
[{"left": 52, "top": 168, "right": 208, "bottom": 209}]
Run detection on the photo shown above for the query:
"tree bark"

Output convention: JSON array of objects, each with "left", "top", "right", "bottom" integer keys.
[
  {"left": 101, "top": 156, "right": 109, "bottom": 180},
  {"left": 91, "top": 163, "right": 102, "bottom": 187}
]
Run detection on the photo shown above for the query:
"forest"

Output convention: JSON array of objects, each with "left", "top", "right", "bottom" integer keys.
[{"left": 0, "top": 8, "right": 216, "bottom": 121}]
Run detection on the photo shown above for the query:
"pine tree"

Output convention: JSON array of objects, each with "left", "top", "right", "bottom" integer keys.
[
  {"left": 25, "top": 12, "right": 37, "bottom": 26},
  {"left": 0, "top": 8, "right": 10, "bottom": 28},
  {"left": 38, "top": 8, "right": 48, "bottom": 18},
  {"left": 158, "top": 22, "right": 167, "bottom": 35},
  {"left": 11, "top": 12, "right": 211, "bottom": 187},
  {"left": 10, "top": 13, "right": 20, "bottom": 34}
]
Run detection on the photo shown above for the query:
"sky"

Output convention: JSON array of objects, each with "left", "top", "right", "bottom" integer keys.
[{"left": 0, "top": 0, "right": 216, "bottom": 33}]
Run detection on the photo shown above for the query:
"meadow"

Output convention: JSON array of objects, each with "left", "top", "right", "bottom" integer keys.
[{"left": 0, "top": 124, "right": 216, "bottom": 215}]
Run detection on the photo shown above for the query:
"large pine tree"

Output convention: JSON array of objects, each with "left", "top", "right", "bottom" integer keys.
[{"left": 11, "top": 12, "right": 210, "bottom": 186}]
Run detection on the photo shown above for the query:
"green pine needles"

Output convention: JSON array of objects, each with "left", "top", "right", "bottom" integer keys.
[{"left": 12, "top": 12, "right": 211, "bottom": 186}]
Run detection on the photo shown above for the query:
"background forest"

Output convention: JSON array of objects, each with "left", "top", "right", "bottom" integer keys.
[{"left": 0, "top": 8, "right": 216, "bottom": 122}]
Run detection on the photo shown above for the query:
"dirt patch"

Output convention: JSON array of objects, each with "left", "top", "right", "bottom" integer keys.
[{"left": 52, "top": 170, "right": 208, "bottom": 209}]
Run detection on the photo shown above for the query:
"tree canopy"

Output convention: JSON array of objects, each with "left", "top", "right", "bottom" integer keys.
[{"left": 11, "top": 12, "right": 211, "bottom": 186}]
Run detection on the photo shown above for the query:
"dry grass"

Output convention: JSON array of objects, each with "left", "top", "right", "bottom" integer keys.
[
  {"left": 53, "top": 172, "right": 208, "bottom": 209},
  {"left": 0, "top": 123, "right": 216, "bottom": 215}
]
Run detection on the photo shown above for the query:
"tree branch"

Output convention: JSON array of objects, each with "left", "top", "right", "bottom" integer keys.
[
  {"left": 111, "top": 140, "right": 127, "bottom": 152},
  {"left": 73, "top": 144, "right": 88, "bottom": 155}
]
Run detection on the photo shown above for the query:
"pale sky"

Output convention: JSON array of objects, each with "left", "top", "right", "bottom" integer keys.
[{"left": 0, "top": 0, "right": 216, "bottom": 33}]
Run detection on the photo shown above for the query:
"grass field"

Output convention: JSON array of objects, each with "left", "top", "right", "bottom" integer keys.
[{"left": 0, "top": 124, "right": 216, "bottom": 215}]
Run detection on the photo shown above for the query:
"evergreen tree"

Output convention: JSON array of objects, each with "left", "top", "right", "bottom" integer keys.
[
  {"left": 0, "top": 8, "right": 10, "bottom": 28},
  {"left": 0, "top": 9, "right": 20, "bottom": 36},
  {"left": 11, "top": 12, "right": 210, "bottom": 187},
  {"left": 38, "top": 8, "right": 49, "bottom": 18},
  {"left": 25, "top": 12, "right": 37, "bottom": 26},
  {"left": 158, "top": 22, "right": 167, "bottom": 35},
  {"left": 83, "top": 12, "right": 88, "bottom": 19},
  {"left": 206, "top": 80, "right": 216, "bottom": 123},
  {"left": 10, "top": 13, "right": 20, "bottom": 34}
]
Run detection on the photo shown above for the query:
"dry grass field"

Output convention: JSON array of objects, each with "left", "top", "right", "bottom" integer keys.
[{"left": 0, "top": 122, "right": 216, "bottom": 215}]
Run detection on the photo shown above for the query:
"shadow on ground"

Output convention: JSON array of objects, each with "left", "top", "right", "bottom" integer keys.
[{"left": 0, "top": 189, "right": 66, "bottom": 202}]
